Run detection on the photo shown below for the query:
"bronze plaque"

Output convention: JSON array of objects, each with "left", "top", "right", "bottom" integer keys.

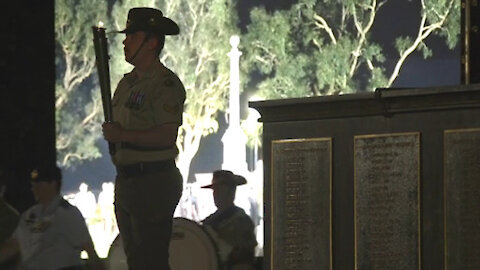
[
  {"left": 445, "top": 128, "right": 480, "bottom": 269},
  {"left": 354, "top": 133, "right": 420, "bottom": 270},
  {"left": 271, "top": 138, "right": 332, "bottom": 270}
]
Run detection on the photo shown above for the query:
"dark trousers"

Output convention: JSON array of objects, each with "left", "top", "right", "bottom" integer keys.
[{"left": 114, "top": 164, "right": 182, "bottom": 270}]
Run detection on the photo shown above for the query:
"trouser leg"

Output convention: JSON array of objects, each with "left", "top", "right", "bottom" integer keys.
[
  {"left": 129, "top": 207, "right": 175, "bottom": 269},
  {"left": 115, "top": 202, "right": 135, "bottom": 270},
  {"left": 115, "top": 166, "right": 182, "bottom": 270}
]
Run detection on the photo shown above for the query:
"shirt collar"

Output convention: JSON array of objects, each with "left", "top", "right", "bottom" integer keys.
[
  {"left": 41, "top": 195, "right": 62, "bottom": 216},
  {"left": 133, "top": 60, "right": 165, "bottom": 79}
]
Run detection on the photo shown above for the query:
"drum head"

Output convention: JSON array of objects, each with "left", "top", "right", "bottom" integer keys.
[
  {"left": 107, "top": 217, "right": 219, "bottom": 270},
  {"left": 169, "top": 218, "right": 219, "bottom": 270}
]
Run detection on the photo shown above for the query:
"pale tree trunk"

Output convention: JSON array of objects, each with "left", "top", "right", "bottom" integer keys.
[
  {"left": 176, "top": 146, "right": 197, "bottom": 186},
  {"left": 59, "top": 96, "right": 102, "bottom": 166},
  {"left": 176, "top": 120, "right": 204, "bottom": 185},
  {"left": 349, "top": 0, "right": 385, "bottom": 77},
  {"left": 56, "top": 47, "right": 96, "bottom": 110}
]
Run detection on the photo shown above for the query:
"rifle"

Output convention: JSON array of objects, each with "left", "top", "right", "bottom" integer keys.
[{"left": 92, "top": 24, "right": 115, "bottom": 154}]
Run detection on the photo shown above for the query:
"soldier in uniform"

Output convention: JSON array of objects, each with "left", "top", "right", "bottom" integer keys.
[
  {"left": 202, "top": 170, "right": 257, "bottom": 270},
  {"left": 101, "top": 7, "right": 185, "bottom": 270},
  {"left": 0, "top": 164, "right": 103, "bottom": 270}
]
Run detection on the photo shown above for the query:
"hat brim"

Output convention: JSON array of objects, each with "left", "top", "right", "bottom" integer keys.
[
  {"left": 201, "top": 183, "right": 242, "bottom": 189},
  {"left": 31, "top": 178, "right": 60, "bottom": 183},
  {"left": 118, "top": 17, "right": 179, "bottom": 36}
]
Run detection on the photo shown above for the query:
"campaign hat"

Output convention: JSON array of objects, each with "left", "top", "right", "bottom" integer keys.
[
  {"left": 118, "top": 7, "right": 179, "bottom": 36},
  {"left": 201, "top": 170, "right": 247, "bottom": 189}
]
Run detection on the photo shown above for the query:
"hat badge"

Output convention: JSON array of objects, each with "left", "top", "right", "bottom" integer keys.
[
  {"left": 149, "top": 17, "right": 159, "bottom": 26},
  {"left": 31, "top": 169, "right": 39, "bottom": 180}
]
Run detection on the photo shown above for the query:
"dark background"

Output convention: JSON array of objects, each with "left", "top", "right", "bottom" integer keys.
[{"left": 1, "top": 2, "right": 55, "bottom": 212}]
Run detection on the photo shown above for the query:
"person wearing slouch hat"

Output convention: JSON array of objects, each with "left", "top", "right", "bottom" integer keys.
[
  {"left": 202, "top": 170, "right": 257, "bottom": 270},
  {"left": 101, "top": 7, "right": 185, "bottom": 270}
]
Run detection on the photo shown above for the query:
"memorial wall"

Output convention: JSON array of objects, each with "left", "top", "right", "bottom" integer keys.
[
  {"left": 250, "top": 85, "right": 480, "bottom": 270},
  {"left": 444, "top": 128, "right": 480, "bottom": 269},
  {"left": 271, "top": 138, "right": 332, "bottom": 269}
]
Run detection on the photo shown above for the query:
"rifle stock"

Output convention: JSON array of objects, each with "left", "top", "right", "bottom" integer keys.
[{"left": 92, "top": 26, "right": 115, "bottom": 154}]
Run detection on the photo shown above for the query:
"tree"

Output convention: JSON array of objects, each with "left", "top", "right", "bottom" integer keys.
[
  {"left": 56, "top": 0, "right": 239, "bottom": 181},
  {"left": 242, "top": 0, "right": 460, "bottom": 99},
  {"left": 110, "top": 0, "right": 240, "bottom": 181},
  {"left": 164, "top": 0, "right": 240, "bottom": 181},
  {"left": 55, "top": 0, "right": 109, "bottom": 167}
]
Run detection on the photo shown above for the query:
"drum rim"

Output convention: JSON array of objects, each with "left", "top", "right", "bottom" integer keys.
[{"left": 107, "top": 217, "right": 222, "bottom": 269}]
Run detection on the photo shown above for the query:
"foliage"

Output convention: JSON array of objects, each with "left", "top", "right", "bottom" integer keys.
[
  {"left": 56, "top": 0, "right": 239, "bottom": 175},
  {"left": 55, "top": 0, "right": 460, "bottom": 172},
  {"left": 160, "top": 0, "right": 240, "bottom": 179},
  {"left": 242, "top": 0, "right": 460, "bottom": 99},
  {"left": 55, "top": 0, "right": 108, "bottom": 167}
]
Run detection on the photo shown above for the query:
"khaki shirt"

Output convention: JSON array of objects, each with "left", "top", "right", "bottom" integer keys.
[
  {"left": 203, "top": 206, "right": 257, "bottom": 268},
  {"left": 111, "top": 61, "right": 186, "bottom": 165}
]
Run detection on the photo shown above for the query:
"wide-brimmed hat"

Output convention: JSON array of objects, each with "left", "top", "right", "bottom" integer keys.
[
  {"left": 30, "top": 165, "right": 62, "bottom": 183},
  {"left": 118, "top": 7, "right": 179, "bottom": 36},
  {"left": 201, "top": 170, "right": 247, "bottom": 189}
]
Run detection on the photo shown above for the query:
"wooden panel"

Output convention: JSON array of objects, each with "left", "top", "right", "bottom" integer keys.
[
  {"left": 444, "top": 128, "right": 480, "bottom": 269},
  {"left": 354, "top": 133, "right": 420, "bottom": 270},
  {"left": 271, "top": 138, "right": 332, "bottom": 270}
]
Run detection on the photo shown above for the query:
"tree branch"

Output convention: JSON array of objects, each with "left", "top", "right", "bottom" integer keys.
[
  {"left": 313, "top": 13, "right": 337, "bottom": 44},
  {"left": 350, "top": 0, "right": 378, "bottom": 77},
  {"left": 81, "top": 96, "right": 101, "bottom": 126},
  {"left": 387, "top": 0, "right": 454, "bottom": 86},
  {"left": 56, "top": 46, "right": 95, "bottom": 109},
  {"left": 62, "top": 153, "right": 83, "bottom": 166}
]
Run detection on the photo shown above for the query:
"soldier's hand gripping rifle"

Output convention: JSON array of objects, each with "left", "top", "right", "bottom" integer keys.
[{"left": 92, "top": 24, "right": 115, "bottom": 154}]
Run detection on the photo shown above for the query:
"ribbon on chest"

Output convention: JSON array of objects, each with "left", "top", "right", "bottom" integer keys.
[
  {"left": 125, "top": 90, "right": 146, "bottom": 110},
  {"left": 25, "top": 212, "right": 53, "bottom": 233}
]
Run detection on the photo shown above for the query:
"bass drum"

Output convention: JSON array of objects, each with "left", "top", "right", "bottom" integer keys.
[{"left": 107, "top": 217, "right": 220, "bottom": 270}]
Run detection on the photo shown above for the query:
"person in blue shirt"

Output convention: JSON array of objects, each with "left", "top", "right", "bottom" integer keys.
[{"left": 0, "top": 164, "right": 104, "bottom": 270}]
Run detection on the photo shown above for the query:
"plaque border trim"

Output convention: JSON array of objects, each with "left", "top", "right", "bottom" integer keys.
[
  {"left": 270, "top": 137, "right": 333, "bottom": 270},
  {"left": 443, "top": 127, "right": 480, "bottom": 270},
  {"left": 353, "top": 132, "right": 421, "bottom": 270}
]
